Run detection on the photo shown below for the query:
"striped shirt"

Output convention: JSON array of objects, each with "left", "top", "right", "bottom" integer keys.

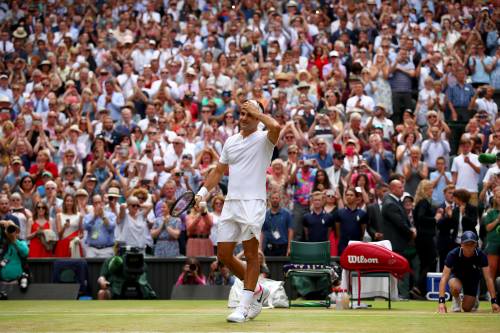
[{"left": 445, "top": 83, "right": 475, "bottom": 109}]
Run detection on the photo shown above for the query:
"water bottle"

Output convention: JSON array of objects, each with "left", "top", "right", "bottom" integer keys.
[
  {"left": 341, "top": 289, "right": 350, "bottom": 309},
  {"left": 335, "top": 290, "right": 343, "bottom": 310}
]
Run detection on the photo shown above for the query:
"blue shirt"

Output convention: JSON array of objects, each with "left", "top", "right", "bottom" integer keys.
[
  {"left": 430, "top": 171, "right": 452, "bottom": 205},
  {"left": 302, "top": 210, "right": 333, "bottom": 242},
  {"left": 446, "top": 83, "right": 475, "bottom": 109},
  {"left": 4, "top": 171, "right": 29, "bottom": 188},
  {"left": 445, "top": 247, "right": 488, "bottom": 281},
  {"left": 310, "top": 153, "right": 334, "bottom": 169},
  {"left": 83, "top": 211, "right": 117, "bottom": 248},
  {"left": 262, "top": 208, "right": 293, "bottom": 246},
  {"left": 332, "top": 207, "right": 368, "bottom": 255},
  {"left": 469, "top": 56, "right": 493, "bottom": 84}
]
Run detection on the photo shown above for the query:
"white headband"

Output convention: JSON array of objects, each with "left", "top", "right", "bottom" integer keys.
[{"left": 247, "top": 99, "right": 264, "bottom": 113}]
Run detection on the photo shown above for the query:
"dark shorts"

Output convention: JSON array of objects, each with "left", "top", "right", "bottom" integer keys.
[{"left": 449, "top": 273, "right": 480, "bottom": 297}]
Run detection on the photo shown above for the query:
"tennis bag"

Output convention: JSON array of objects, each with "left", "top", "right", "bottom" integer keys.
[{"left": 339, "top": 242, "right": 411, "bottom": 279}]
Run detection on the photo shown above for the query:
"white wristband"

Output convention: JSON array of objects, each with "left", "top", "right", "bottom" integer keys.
[{"left": 197, "top": 186, "right": 209, "bottom": 199}]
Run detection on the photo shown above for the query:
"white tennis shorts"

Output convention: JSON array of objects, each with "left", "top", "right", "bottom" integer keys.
[{"left": 217, "top": 199, "right": 266, "bottom": 243}]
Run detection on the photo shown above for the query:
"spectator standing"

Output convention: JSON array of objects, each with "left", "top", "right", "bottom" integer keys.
[
  {"left": 261, "top": 192, "right": 293, "bottom": 256},
  {"left": 362, "top": 134, "right": 394, "bottom": 184},
  {"left": 430, "top": 157, "right": 453, "bottom": 206},
  {"left": 451, "top": 139, "right": 481, "bottom": 206},
  {"left": 151, "top": 202, "right": 181, "bottom": 257},
  {"left": 302, "top": 192, "right": 333, "bottom": 242},
  {"left": 437, "top": 189, "right": 478, "bottom": 269},
  {"left": 290, "top": 160, "right": 317, "bottom": 241},
  {"left": 117, "top": 196, "right": 153, "bottom": 252},
  {"left": 185, "top": 202, "right": 213, "bottom": 257},
  {"left": 389, "top": 48, "right": 415, "bottom": 124},
  {"left": 27, "top": 201, "right": 54, "bottom": 258},
  {"left": 421, "top": 127, "right": 451, "bottom": 171},
  {"left": 54, "top": 194, "right": 82, "bottom": 258},
  {"left": 83, "top": 195, "right": 116, "bottom": 258},
  {"left": 412, "top": 180, "right": 440, "bottom": 299},
  {"left": 382, "top": 180, "right": 416, "bottom": 257},
  {"left": 481, "top": 189, "right": 500, "bottom": 284},
  {"left": 333, "top": 188, "right": 368, "bottom": 255}
]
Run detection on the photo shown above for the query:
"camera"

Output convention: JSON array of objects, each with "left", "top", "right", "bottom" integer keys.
[
  {"left": 189, "top": 264, "right": 197, "bottom": 272},
  {"left": 117, "top": 245, "right": 145, "bottom": 280},
  {"left": 477, "top": 88, "right": 486, "bottom": 99},
  {"left": 6, "top": 225, "right": 17, "bottom": 234}
]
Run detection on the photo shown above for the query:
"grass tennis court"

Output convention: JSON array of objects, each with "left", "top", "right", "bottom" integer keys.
[{"left": 0, "top": 300, "right": 499, "bottom": 332}]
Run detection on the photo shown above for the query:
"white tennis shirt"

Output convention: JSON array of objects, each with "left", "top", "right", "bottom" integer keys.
[{"left": 220, "top": 130, "right": 275, "bottom": 201}]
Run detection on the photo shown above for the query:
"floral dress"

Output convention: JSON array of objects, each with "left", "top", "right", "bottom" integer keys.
[{"left": 373, "top": 71, "right": 393, "bottom": 116}]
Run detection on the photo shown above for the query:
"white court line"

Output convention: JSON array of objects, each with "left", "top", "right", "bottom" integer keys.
[{"left": 0, "top": 311, "right": 496, "bottom": 318}]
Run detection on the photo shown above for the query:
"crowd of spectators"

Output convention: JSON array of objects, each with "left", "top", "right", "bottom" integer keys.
[{"left": 0, "top": 1, "right": 499, "bottom": 297}]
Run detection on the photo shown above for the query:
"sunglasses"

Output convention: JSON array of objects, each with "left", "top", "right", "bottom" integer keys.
[
  {"left": 129, "top": 204, "right": 140, "bottom": 208},
  {"left": 36, "top": 206, "right": 47, "bottom": 209}
]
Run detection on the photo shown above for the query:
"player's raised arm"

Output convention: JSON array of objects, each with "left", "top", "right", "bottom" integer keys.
[
  {"left": 243, "top": 100, "right": 281, "bottom": 145},
  {"left": 196, "top": 162, "right": 228, "bottom": 201}
]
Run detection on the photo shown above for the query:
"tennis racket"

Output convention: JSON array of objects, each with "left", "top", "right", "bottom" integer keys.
[{"left": 170, "top": 191, "right": 196, "bottom": 217}]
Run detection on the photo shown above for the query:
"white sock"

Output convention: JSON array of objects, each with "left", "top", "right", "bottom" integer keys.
[{"left": 239, "top": 290, "right": 254, "bottom": 310}]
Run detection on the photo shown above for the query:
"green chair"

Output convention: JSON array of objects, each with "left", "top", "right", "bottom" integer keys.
[{"left": 284, "top": 241, "right": 333, "bottom": 308}]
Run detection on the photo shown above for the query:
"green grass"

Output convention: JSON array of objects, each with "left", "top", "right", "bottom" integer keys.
[{"left": 0, "top": 300, "right": 498, "bottom": 332}]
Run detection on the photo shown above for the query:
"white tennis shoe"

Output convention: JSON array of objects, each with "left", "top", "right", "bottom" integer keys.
[
  {"left": 451, "top": 296, "right": 461, "bottom": 312},
  {"left": 247, "top": 285, "right": 270, "bottom": 320},
  {"left": 226, "top": 305, "right": 249, "bottom": 323}
]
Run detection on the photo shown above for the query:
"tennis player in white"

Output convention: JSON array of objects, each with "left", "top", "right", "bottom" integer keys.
[{"left": 196, "top": 100, "right": 280, "bottom": 322}]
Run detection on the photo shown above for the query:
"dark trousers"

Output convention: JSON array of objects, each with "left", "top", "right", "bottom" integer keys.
[
  {"left": 416, "top": 236, "right": 437, "bottom": 294},
  {"left": 391, "top": 91, "right": 414, "bottom": 124},
  {"left": 292, "top": 203, "right": 308, "bottom": 241},
  {"left": 263, "top": 243, "right": 288, "bottom": 256},
  {"left": 179, "top": 230, "right": 187, "bottom": 256}
]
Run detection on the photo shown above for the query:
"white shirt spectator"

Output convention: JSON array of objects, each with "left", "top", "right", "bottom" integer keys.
[
  {"left": 0, "top": 40, "right": 14, "bottom": 53},
  {"left": 475, "top": 97, "right": 498, "bottom": 123},
  {"left": 149, "top": 79, "right": 180, "bottom": 100},
  {"left": 451, "top": 153, "right": 480, "bottom": 193},
  {"left": 141, "top": 11, "right": 161, "bottom": 24},
  {"left": 483, "top": 163, "right": 500, "bottom": 185},
  {"left": 117, "top": 211, "right": 153, "bottom": 249},
  {"left": 346, "top": 95, "right": 375, "bottom": 120},
  {"left": 421, "top": 138, "right": 451, "bottom": 169},
  {"left": 116, "top": 73, "right": 138, "bottom": 99}
]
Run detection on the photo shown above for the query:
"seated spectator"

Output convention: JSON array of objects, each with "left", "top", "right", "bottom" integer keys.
[{"left": 175, "top": 257, "right": 206, "bottom": 286}]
